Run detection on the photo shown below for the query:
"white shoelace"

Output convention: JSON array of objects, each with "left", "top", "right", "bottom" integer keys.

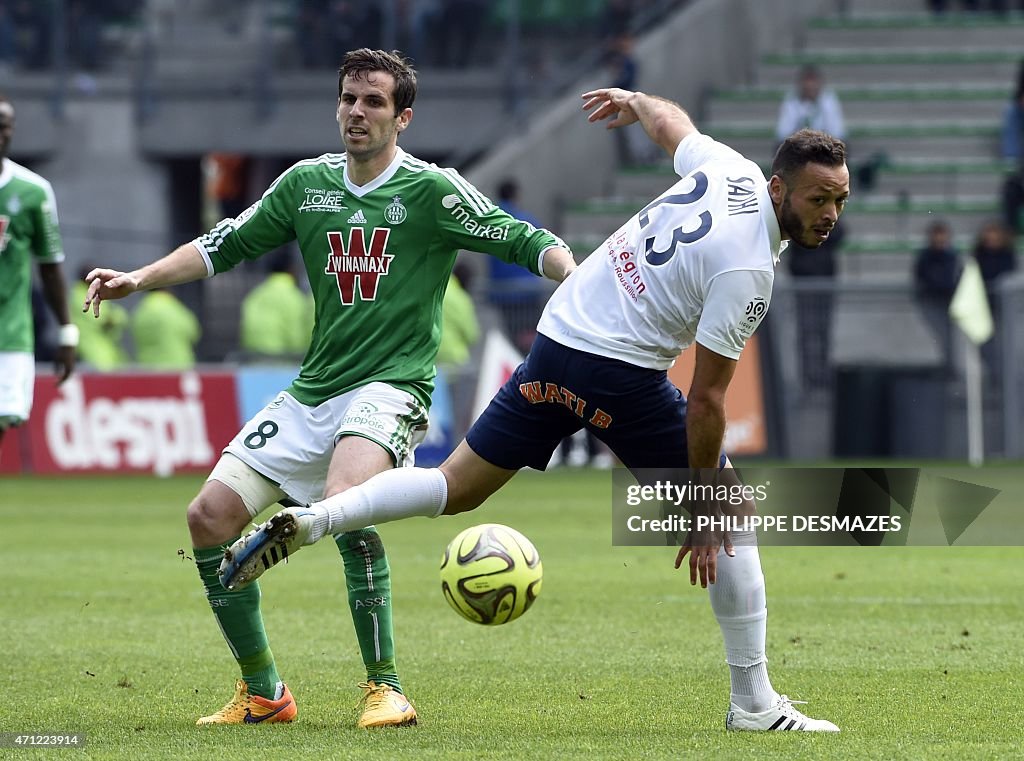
[{"left": 776, "top": 695, "right": 810, "bottom": 716}]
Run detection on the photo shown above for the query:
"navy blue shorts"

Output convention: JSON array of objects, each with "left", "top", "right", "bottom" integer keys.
[{"left": 466, "top": 334, "right": 726, "bottom": 472}]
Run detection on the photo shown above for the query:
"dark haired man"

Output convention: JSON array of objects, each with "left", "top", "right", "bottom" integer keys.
[
  {"left": 225, "top": 88, "right": 849, "bottom": 732},
  {"left": 85, "top": 49, "right": 575, "bottom": 727}
]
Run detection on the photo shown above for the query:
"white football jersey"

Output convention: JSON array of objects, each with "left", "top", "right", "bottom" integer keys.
[{"left": 538, "top": 132, "right": 786, "bottom": 369}]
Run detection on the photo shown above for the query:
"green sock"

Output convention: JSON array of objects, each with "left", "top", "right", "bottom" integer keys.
[
  {"left": 195, "top": 542, "right": 281, "bottom": 699},
  {"left": 335, "top": 528, "right": 403, "bottom": 693}
]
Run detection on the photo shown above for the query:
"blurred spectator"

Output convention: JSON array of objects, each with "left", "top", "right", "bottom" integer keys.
[
  {"left": 296, "top": 0, "right": 330, "bottom": 68},
  {"left": 913, "top": 220, "right": 962, "bottom": 369},
  {"left": 0, "top": 3, "right": 16, "bottom": 69},
  {"left": 1000, "top": 59, "right": 1024, "bottom": 235},
  {"left": 971, "top": 220, "right": 1016, "bottom": 373},
  {"left": 437, "top": 0, "right": 486, "bottom": 68},
  {"left": 605, "top": 34, "right": 642, "bottom": 166},
  {"left": 972, "top": 220, "right": 1017, "bottom": 300},
  {"left": 71, "top": 264, "right": 128, "bottom": 370},
  {"left": 296, "top": 1, "right": 382, "bottom": 69},
  {"left": 239, "top": 251, "right": 313, "bottom": 360},
  {"left": 436, "top": 262, "right": 480, "bottom": 370},
  {"left": 325, "top": 2, "right": 362, "bottom": 64},
  {"left": 915, "top": 220, "right": 962, "bottom": 305},
  {"left": 929, "top": 0, "right": 1024, "bottom": 12},
  {"left": 488, "top": 178, "right": 550, "bottom": 353},
  {"left": 149, "top": 0, "right": 177, "bottom": 40},
  {"left": 599, "top": 0, "right": 636, "bottom": 40},
  {"left": 1, "top": 0, "right": 141, "bottom": 72},
  {"left": 132, "top": 288, "right": 201, "bottom": 370},
  {"left": 206, "top": 153, "right": 250, "bottom": 220},
  {"left": 606, "top": 35, "right": 638, "bottom": 91},
  {"left": 339, "top": 2, "right": 382, "bottom": 53},
  {"left": 68, "top": 0, "right": 103, "bottom": 71},
  {"left": 403, "top": 0, "right": 442, "bottom": 66},
  {"left": 787, "top": 220, "right": 845, "bottom": 389},
  {"left": 775, "top": 64, "right": 846, "bottom": 142},
  {"left": 11, "top": 0, "right": 49, "bottom": 69}
]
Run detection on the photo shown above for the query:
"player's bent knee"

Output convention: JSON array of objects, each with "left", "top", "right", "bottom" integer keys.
[
  {"left": 186, "top": 492, "right": 234, "bottom": 542},
  {"left": 186, "top": 489, "right": 249, "bottom": 546}
]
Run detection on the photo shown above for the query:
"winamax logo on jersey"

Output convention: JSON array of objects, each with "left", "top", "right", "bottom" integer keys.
[{"left": 325, "top": 227, "right": 395, "bottom": 304}]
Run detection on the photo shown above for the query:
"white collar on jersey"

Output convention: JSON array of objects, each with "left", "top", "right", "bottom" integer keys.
[
  {"left": 343, "top": 146, "right": 407, "bottom": 197},
  {"left": 0, "top": 158, "right": 13, "bottom": 189},
  {"left": 774, "top": 239, "right": 790, "bottom": 265}
]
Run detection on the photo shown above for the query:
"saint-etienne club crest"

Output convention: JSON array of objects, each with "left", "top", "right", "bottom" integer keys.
[{"left": 384, "top": 195, "right": 407, "bottom": 225}]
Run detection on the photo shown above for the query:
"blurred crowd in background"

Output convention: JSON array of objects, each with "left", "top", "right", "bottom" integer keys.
[
  {"left": 0, "top": 0, "right": 650, "bottom": 73},
  {"left": 7, "top": 0, "right": 1024, "bottom": 463}
]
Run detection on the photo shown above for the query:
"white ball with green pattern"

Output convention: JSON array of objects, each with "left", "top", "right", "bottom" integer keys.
[{"left": 439, "top": 523, "right": 543, "bottom": 625}]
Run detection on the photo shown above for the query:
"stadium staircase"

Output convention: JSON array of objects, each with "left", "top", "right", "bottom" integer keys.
[{"left": 559, "top": 0, "right": 1022, "bottom": 281}]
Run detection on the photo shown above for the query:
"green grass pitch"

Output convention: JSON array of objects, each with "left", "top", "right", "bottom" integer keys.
[{"left": 2, "top": 468, "right": 1022, "bottom": 760}]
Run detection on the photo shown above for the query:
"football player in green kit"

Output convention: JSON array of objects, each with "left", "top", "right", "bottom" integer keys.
[
  {"left": 0, "top": 94, "right": 77, "bottom": 446},
  {"left": 85, "top": 49, "right": 576, "bottom": 727}
]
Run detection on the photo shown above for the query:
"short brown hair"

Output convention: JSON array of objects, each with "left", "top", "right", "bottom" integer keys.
[
  {"left": 771, "top": 129, "right": 846, "bottom": 184},
  {"left": 338, "top": 49, "right": 417, "bottom": 114}
]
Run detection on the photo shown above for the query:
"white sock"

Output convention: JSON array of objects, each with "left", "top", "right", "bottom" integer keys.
[
  {"left": 306, "top": 467, "right": 448, "bottom": 544},
  {"left": 708, "top": 530, "right": 777, "bottom": 713}
]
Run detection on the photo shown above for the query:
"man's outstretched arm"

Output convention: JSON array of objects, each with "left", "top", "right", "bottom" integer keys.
[
  {"left": 84, "top": 243, "right": 208, "bottom": 316},
  {"left": 582, "top": 88, "right": 698, "bottom": 158}
]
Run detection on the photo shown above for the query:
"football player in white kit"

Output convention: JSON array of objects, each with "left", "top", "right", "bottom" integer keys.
[{"left": 223, "top": 87, "right": 850, "bottom": 732}]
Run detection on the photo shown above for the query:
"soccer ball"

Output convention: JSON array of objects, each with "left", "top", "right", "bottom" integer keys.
[{"left": 439, "top": 523, "right": 543, "bottom": 625}]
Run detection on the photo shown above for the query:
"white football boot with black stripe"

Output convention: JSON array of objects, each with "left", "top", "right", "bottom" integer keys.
[
  {"left": 726, "top": 694, "right": 840, "bottom": 732},
  {"left": 218, "top": 507, "right": 315, "bottom": 590}
]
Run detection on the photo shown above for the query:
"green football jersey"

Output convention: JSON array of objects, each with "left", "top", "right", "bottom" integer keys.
[
  {"left": 0, "top": 159, "right": 65, "bottom": 352},
  {"left": 195, "top": 148, "right": 565, "bottom": 407}
]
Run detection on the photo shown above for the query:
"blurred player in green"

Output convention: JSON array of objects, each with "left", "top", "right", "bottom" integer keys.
[
  {"left": 0, "top": 94, "right": 76, "bottom": 447},
  {"left": 132, "top": 288, "right": 201, "bottom": 370},
  {"left": 240, "top": 251, "right": 314, "bottom": 359},
  {"left": 85, "top": 49, "right": 575, "bottom": 727}
]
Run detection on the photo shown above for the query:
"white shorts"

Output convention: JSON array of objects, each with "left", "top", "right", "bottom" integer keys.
[
  {"left": 0, "top": 352, "right": 35, "bottom": 428},
  {"left": 219, "top": 381, "right": 429, "bottom": 507}
]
